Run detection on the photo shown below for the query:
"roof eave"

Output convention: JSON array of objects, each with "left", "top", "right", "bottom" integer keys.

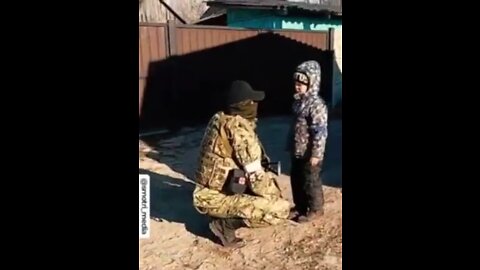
[{"left": 206, "top": 2, "right": 342, "bottom": 15}]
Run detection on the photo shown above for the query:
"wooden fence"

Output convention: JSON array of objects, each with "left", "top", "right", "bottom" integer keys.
[{"left": 139, "top": 22, "right": 335, "bottom": 129}]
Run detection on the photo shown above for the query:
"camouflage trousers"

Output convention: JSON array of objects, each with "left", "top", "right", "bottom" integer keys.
[{"left": 193, "top": 172, "right": 291, "bottom": 228}]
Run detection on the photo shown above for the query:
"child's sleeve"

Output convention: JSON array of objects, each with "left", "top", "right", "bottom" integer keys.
[{"left": 309, "top": 101, "right": 328, "bottom": 159}]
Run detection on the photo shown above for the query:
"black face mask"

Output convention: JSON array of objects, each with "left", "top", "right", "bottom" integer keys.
[{"left": 226, "top": 100, "right": 258, "bottom": 120}]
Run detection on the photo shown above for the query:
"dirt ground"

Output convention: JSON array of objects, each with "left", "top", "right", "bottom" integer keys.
[{"left": 139, "top": 116, "right": 342, "bottom": 270}]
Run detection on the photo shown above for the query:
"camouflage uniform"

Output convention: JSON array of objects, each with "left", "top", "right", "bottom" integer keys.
[
  {"left": 289, "top": 60, "right": 328, "bottom": 216},
  {"left": 193, "top": 112, "right": 290, "bottom": 227}
]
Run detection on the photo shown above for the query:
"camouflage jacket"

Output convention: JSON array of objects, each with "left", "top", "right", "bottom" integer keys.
[
  {"left": 290, "top": 60, "right": 328, "bottom": 160},
  {"left": 195, "top": 112, "right": 265, "bottom": 191}
]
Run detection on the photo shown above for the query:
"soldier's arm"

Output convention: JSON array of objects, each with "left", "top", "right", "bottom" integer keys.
[
  {"left": 309, "top": 100, "right": 328, "bottom": 159},
  {"left": 226, "top": 119, "right": 282, "bottom": 199},
  {"left": 226, "top": 119, "right": 263, "bottom": 174}
]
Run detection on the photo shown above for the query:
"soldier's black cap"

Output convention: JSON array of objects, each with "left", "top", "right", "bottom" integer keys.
[{"left": 225, "top": 80, "right": 265, "bottom": 106}]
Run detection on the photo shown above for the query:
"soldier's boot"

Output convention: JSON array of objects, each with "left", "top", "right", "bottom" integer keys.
[{"left": 209, "top": 218, "right": 246, "bottom": 248}]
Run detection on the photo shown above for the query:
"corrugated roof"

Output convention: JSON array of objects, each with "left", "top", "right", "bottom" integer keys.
[{"left": 200, "top": 6, "right": 226, "bottom": 19}]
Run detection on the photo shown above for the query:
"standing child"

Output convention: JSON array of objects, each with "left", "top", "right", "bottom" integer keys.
[{"left": 288, "top": 60, "right": 328, "bottom": 222}]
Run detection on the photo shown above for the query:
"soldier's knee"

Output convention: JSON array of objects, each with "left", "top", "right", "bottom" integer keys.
[
  {"left": 265, "top": 171, "right": 277, "bottom": 179},
  {"left": 268, "top": 198, "right": 290, "bottom": 219},
  {"left": 277, "top": 198, "right": 291, "bottom": 212}
]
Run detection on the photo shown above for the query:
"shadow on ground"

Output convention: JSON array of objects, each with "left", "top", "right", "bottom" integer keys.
[
  {"left": 256, "top": 117, "right": 342, "bottom": 188},
  {"left": 141, "top": 117, "right": 341, "bottom": 193},
  {"left": 321, "top": 118, "right": 342, "bottom": 188},
  {"left": 139, "top": 168, "right": 214, "bottom": 241}
]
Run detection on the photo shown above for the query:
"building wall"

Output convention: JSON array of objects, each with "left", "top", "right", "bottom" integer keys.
[
  {"left": 139, "top": 0, "right": 207, "bottom": 23},
  {"left": 332, "top": 29, "right": 342, "bottom": 107},
  {"left": 227, "top": 8, "right": 342, "bottom": 31},
  {"left": 227, "top": 9, "right": 279, "bottom": 29},
  {"left": 139, "top": 0, "right": 178, "bottom": 23}
]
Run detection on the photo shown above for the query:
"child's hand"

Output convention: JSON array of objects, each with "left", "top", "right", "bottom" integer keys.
[{"left": 310, "top": 157, "right": 320, "bottom": 166}]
